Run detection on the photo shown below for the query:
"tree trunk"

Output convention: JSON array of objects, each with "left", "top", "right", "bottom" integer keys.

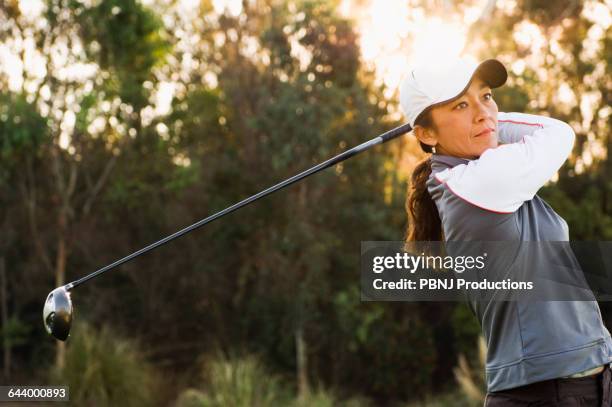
[
  {"left": 295, "top": 324, "right": 309, "bottom": 401},
  {"left": 1, "top": 257, "right": 10, "bottom": 380},
  {"left": 295, "top": 183, "right": 309, "bottom": 401},
  {"left": 55, "top": 212, "right": 67, "bottom": 371}
]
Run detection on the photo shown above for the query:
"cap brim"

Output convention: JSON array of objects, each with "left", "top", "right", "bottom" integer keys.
[
  {"left": 474, "top": 59, "right": 507, "bottom": 89},
  {"left": 412, "top": 58, "right": 507, "bottom": 125}
]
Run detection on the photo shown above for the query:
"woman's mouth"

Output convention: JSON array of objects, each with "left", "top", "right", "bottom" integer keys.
[{"left": 475, "top": 128, "right": 494, "bottom": 137}]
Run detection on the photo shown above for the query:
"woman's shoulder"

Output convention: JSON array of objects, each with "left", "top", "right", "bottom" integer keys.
[
  {"left": 427, "top": 154, "right": 515, "bottom": 215},
  {"left": 426, "top": 158, "right": 521, "bottom": 240}
]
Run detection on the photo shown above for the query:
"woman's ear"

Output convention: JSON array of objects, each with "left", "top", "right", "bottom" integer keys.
[{"left": 413, "top": 125, "right": 437, "bottom": 148}]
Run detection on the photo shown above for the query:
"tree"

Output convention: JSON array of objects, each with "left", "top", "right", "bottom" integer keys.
[{"left": 0, "top": 0, "right": 170, "bottom": 369}]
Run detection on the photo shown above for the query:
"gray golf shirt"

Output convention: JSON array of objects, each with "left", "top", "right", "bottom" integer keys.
[{"left": 426, "top": 112, "right": 612, "bottom": 392}]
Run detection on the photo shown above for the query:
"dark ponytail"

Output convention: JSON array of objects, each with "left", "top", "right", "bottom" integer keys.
[{"left": 406, "top": 110, "right": 443, "bottom": 242}]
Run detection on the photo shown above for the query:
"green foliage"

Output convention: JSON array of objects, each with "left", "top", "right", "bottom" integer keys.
[
  {"left": 332, "top": 286, "right": 437, "bottom": 399},
  {"left": 167, "top": 88, "right": 224, "bottom": 150},
  {"left": 451, "top": 304, "right": 482, "bottom": 359},
  {"left": 261, "top": 16, "right": 294, "bottom": 73},
  {"left": 0, "top": 93, "right": 48, "bottom": 161},
  {"left": 105, "top": 176, "right": 156, "bottom": 210},
  {"left": 292, "top": 389, "right": 337, "bottom": 407},
  {"left": 493, "top": 86, "right": 530, "bottom": 113},
  {"left": 334, "top": 287, "right": 384, "bottom": 349},
  {"left": 453, "top": 336, "right": 487, "bottom": 406},
  {"left": 0, "top": 316, "right": 31, "bottom": 347},
  {"left": 166, "top": 160, "right": 202, "bottom": 192},
  {"left": 175, "top": 354, "right": 372, "bottom": 407},
  {"left": 48, "top": 322, "right": 158, "bottom": 407},
  {"left": 291, "top": 387, "right": 371, "bottom": 407},
  {"left": 175, "top": 354, "right": 291, "bottom": 407},
  {"left": 541, "top": 184, "right": 612, "bottom": 240},
  {"left": 296, "top": 0, "right": 359, "bottom": 87},
  {"left": 74, "top": 93, "right": 99, "bottom": 134},
  {"left": 74, "top": 0, "right": 171, "bottom": 107},
  {"left": 103, "top": 126, "right": 201, "bottom": 214}
]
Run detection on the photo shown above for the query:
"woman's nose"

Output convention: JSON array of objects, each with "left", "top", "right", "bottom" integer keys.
[{"left": 474, "top": 102, "right": 492, "bottom": 122}]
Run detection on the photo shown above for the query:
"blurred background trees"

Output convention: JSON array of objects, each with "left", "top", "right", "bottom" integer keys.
[{"left": 0, "top": 0, "right": 609, "bottom": 405}]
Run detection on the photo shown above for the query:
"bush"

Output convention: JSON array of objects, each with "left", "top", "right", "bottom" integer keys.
[
  {"left": 291, "top": 388, "right": 336, "bottom": 407},
  {"left": 175, "top": 353, "right": 373, "bottom": 407},
  {"left": 175, "top": 354, "right": 290, "bottom": 407},
  {"left": 48, "top": 322, "right": 158, "bottom": 407},
  {"left": 453, "top": 336, "right": 487, "bottom": 406}
]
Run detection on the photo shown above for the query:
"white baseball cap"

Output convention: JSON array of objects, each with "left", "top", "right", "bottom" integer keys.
[{"left": 399, "top": 57, "right": 507, "bottom": 127}]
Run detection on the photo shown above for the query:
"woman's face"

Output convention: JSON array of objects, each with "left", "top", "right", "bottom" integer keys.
[{"left": 416, "top": 77, "right": 499, "bottom": 159}]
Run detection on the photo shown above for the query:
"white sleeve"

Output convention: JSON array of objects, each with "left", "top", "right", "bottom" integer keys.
[
  {"left": 497, "top": 112, "right": 543, "bottom": 143},
  {"left": 433, "top": 112, "right": 575, "bottom": 213}
]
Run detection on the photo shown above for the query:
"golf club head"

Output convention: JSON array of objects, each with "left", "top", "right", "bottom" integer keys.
[{"left": 43, "top": 286, "right": 73, "bottom": 341}]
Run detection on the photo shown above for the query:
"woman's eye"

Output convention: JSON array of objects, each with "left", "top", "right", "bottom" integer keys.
[
  {"left": 454, "top": 102, "right": 468, "bottom": 110},
  {"left": 483, "top": 92, "right": 493, "bottom": 100}
]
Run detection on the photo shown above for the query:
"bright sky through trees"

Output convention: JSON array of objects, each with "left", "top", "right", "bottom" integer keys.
[
  {"left": 3, "top": 0, "right": 610, "bottom": 129},
  {"left": 7, "top": 0, "right": 610, "bottom": 93}
]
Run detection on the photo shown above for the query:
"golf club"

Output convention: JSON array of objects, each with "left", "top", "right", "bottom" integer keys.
[{"left": 43, "top": 123, "right": 412, "bottom": 341}]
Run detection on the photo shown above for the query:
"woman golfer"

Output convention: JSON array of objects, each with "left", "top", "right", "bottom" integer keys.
[{"left": 400, "top": 57, "right": 612, "bottom": 406}]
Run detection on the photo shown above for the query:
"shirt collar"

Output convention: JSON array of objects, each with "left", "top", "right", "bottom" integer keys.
[{"left": 430, "top": 153, "right": 471, "bottom": 170}]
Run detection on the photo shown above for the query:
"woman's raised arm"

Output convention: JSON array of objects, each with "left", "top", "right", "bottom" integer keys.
[{"left": 433, "top": 112, "right": 575, "bottom": 213}]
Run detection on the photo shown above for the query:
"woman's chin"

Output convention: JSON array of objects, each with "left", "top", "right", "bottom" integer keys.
[{"left": 475, "top": 143, "right": 499, "bottom": 157}]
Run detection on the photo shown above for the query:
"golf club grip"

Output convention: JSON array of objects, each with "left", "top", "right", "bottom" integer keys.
[{"left": 66, "top": 123, "right": 412, "bottom": 290}]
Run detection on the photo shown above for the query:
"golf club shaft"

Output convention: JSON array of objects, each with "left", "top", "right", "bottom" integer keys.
[{"left": 65, "top": 123, "right": 412, "bottom": 291}]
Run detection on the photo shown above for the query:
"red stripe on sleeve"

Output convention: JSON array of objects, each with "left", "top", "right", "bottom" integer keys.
[
  {"left": 433, "top": 173, "right": 514, "bottom": 214},
  {"left": 498, "top": 120, "right": 544, "bottom": 128}
]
